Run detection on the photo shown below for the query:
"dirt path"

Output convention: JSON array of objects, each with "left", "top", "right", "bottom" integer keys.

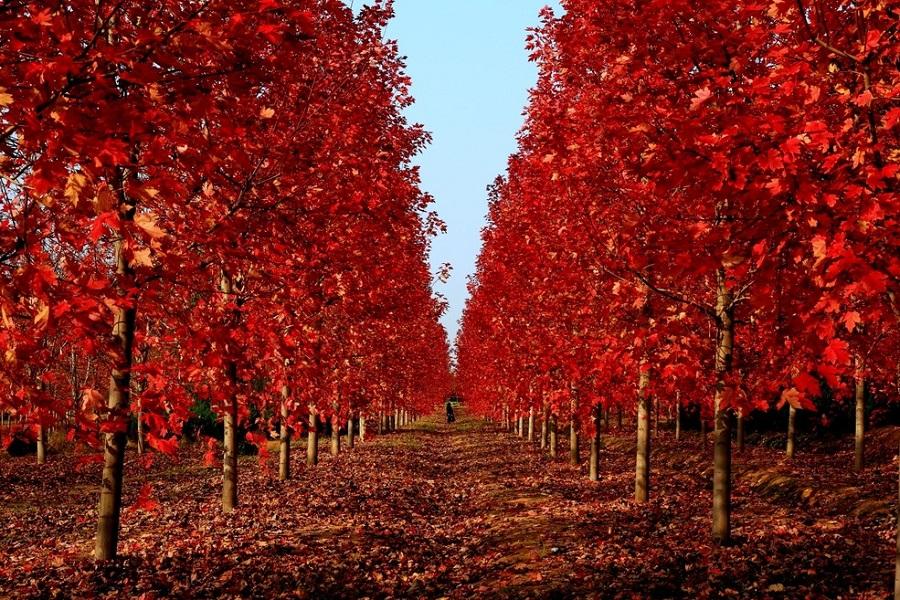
[{"left": 0, "top": 408, "right": 894, "bottom": 598}]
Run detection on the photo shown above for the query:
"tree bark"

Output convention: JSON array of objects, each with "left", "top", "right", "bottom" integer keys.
[
  {"left": 570, "top": 391, "right": 580, "bottom": 466},
  {"left": 635, "top": 368, "right": 651, "bottom": 503},
  {"left": 360, "top": 415, "right": 366, "bottom": 442},
  {"left": 307, "top": 409, "right": 318, "bottom": 466},
  {"left": 95, "top": 190, "right": 138, "bottom": 560},
  {"left": 330, "top": 414, "right": 340, "bottom": 456},
  {"left": 37, "top": 424, "right": 46, "bottom": 465},
  {"left": 279, "top": 386, "right": 291, "bottom": 481},
  {"left": 712, "top": 270, "right": 734, "bottom": 544},
  {"left": 786, "top": 405, "right": 797, "bottom": 459},
  {"left": 855, "top": 375, "right": 865, "bottom": 472},
  {"left": 549, "top": 413, "right": 558, "bottom": 459},
  {"left": 222, "top": 385, "right": 238, "bottom": 513},
  {"left": 675, "top": 398, "right": 682, "bottom": 442},
  {"left": 347, "top": 414, "right": 355, "bottom": 449},
  {"left": 540, "top": 404, "right": 549, "bottom": 450},
  {"left": 527, "top": 407, "right": 535, "bottom": 443},
  {"left": 894, "top": 436, "right": 899, "bottom": 599},
  {"left": 589, "top": 404, "right": 601, "bottom": 482}
]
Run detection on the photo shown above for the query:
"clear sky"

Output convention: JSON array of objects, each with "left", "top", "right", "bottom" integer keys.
[{"left": 378, "top": 0, "right": 562, "bottom": 344}]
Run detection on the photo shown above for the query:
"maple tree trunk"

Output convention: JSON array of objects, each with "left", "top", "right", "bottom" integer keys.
[
  {"left": 136, "top": 397, "right": 145, "bottom": 455},
  {"left": 307, "top": 409, "right": 319, "bottom": 466},
  {"left": 635, "top": 368, "right": 651, "bottom": 503},
  {"left": 279, "top": 387, "right": 291, "bottom": 481},
  {"left": 894, "top": 436, "right": 900, "bottom": 600},
  {"left": 589, "top": 404, "right": 601, "bottom": 482},
  {"left": 330, "top": 414, "right": 340, "bottom": 456},
  {"left": 570, "top": 420, "right": 580, "bottom": 466},
  {"left": 222, "top": 387, "right": 238, "bottom": 513},
  {"left": 675, "top": 400, "right": 682, "bottom": 442},
  {"left": 36, "top": 424, "right": 46, "bottom": 465},
  {"left": 549, "top": 413, "right": 558, "bottom": 458},
  {"left": 653, "top": 397, "right": 660, "bottom": 432},
  {"left": 347, "top": 414, "right": 355, "bottom": 449},
  {"left": 855, "top": 375, "right": 865, "bottom": 472},
  {"left": 95, "top": 193, "right": 138, "bottom": 560},
  {"left": 540, "top": 404, "right": 549, "bottom": 450},
  {"left": 786, "top": 405, "right": 797, "bottom": 459},
  {"left": 527, "top": 407, "right": 535, "bottom": 442},
  {"left": 377, "top": 411, "right": 384, "bottom": 435},
  {"left": 570, "top": 392, "right": 579, "bottom": 466},
  {"left": 736, "top": 410, "right": 744, "bottom": 453},
  {"left": 360, "top": 416, "right": 366, "bottom": 442},
  {"left": 712, "top": 271, "right": 734, "bottom": 544},
  {"left": 515, "top": 414, "right": 521, "bottom": 436}
]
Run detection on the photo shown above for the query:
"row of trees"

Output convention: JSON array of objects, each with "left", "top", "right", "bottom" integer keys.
[
  {"left": 457, "top": 0, "right": 898, "bottom": 548},
  {"left": 0, "top": 0, "right": 450, "bottom": 560}
]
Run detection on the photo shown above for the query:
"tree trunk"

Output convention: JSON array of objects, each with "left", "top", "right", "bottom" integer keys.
[
  {"left": 712, "top": 270, "right": 734, "bottom": 544},
  {"left": 37, "top": 424, "right": 46, "bottom": 465},
  {"left": 617, "top": 405, "right": 623, "bottom": 430},
  {"left": 701, "top": 412, "right": 707, "bottom": 444},
  {"left": 786, "top": 405, "right": 797, "bottom": 459},
  {"left": 279, "top": 386, "right": 291, "bottom": 481},
  {"left": 589, "top": 404, "right": 601, "bottom": 482},
  {"left": 894, "top": 436, "right": 900, "bottom": 599},
  {"left": 570, "top": 391, "right": 580, "bottom": 466},
  {"left": 653, "top": 397, "right": 660, "bottom": 433},
  {"left": 136, "top": 396, "right": 145, "bottom": 455},
  {"left": 347, "top": 414, "right": 355, "bottom": 449},
  {"left": 736, "top": 410, "right": 744, "bottom": 453},
  {"left": 330, "top": 414, "right": 340, "bottom": 456},
  {"left": 635, "top": 368, "right": 651, "bottom": 503},
  {"left": 360, "top": 416, "right": 366, "bottom": 442},
  {"left": 307, "top": 409, "right": 318, "bottom": 466},
  {"left": 222, "top": 387, "right": 238, "bottom": 513},
  {"left": 855, "top": 375, "right": 865, "bottom": 472},
  {"left": 95, "top": 194, "right": 138, "bottom": 560},
  {"left": 515, "top": 414, "right": 521, "bottom": 436},
  {"left": 549, "top": 414, "right": 558, "bottom": 459},
  {"left": 527, "top": 407, "right": 535, "bottom": 443},
  {"left": 540, "top": 404, "right": 549, "bottom": 450},
  {"left": 675, "top": 398, "right": 682, "bottom": 442}
]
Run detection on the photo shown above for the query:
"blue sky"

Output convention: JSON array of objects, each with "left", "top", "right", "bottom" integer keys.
[{"left": 377, "top": 1, "right": 563, "bottom": 343}]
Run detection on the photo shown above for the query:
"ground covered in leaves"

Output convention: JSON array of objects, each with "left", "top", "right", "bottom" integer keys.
[{"left": 1, "top": 409, "right": 896, "bottom": 599}]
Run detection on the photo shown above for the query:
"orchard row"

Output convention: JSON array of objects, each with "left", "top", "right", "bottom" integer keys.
[
  {"left": 457, "top": 0, "right": 898, "bottom": 547},
  {"left": 0, "top": 2, "right": 450, "bottom": 560}
]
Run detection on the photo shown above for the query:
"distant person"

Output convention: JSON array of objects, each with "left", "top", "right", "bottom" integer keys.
[{"left": 446, "top": 399, "right": 455, "bottom": 423}]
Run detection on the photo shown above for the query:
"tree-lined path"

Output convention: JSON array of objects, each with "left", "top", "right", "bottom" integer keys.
[{"left": 2, "top": 407, "right": 895, "bottom": 598}]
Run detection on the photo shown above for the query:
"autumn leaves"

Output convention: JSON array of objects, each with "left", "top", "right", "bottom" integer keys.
[{"left": 0, "top": 2, "right": 449, "bottom": 560}]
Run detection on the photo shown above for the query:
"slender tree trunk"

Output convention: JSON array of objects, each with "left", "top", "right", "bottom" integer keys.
[
  {"left": 347, "top": 414, "right": 355, "bottom": 449},
  {"left": 540, "top": 404, "right": 549, "bottom": 450},
  {"left": 894, "top": 436, "right": 900, "bottom": 599},
  {"left": 736, "top": 410, "right": 744, "bottom": 453},
  {"left": 527, "top": 407, "right": 535, "bottom": 443},
  {"left": 855, "top": 375, "right": 865, "bottom": 472},
  {"left": 36, "top": 424, "right": 46, "bottom": 465},
  {"left": 330, "top": 414, "right": 340, "bottom": 456},
  {"left": 279, "top": 386, "right": 291, "bottom": 481},
  {"left": 570, "top": 391, "right": 580, "bottom": 466},
  {"left": 675, "top": 397, "right": 682, "bottom": 442},
  {"left": 712, "top": 271, "right": 734, "bottom": 544},
  {"left": 549, "top": 413, "right": 558, "bottom": 459},
  {"left": 136, "top": 396, "right": 144, "bottom": 455},
  {"left": 589, "top": 405, "right": 601, "bottom": 482},
  {"left": 635, "top": 368, "right": 651, "bottom": 503},
  {"left": 360, "top": 415, "right": 366, "bottom": 442},
  {"left": 786, "top": 405, "right": 797, "bottom": 459},
  {"left": 222, "top": 385, "right": 238, "bottom": 513},
  {"left": 307, "top": 409, "right": 318, "bottom": 466},
  {"left": 95, "top": 192, "right": 138, "bottom": 560},
  {"left": 617, "top": 405, "right": 623, "bottom": 430},
  {"left": 653, "top": 397, "right": 660, "bottom": 433},
  {"left": 515, "top": 414, "right": 521, "bottom": 436}
]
